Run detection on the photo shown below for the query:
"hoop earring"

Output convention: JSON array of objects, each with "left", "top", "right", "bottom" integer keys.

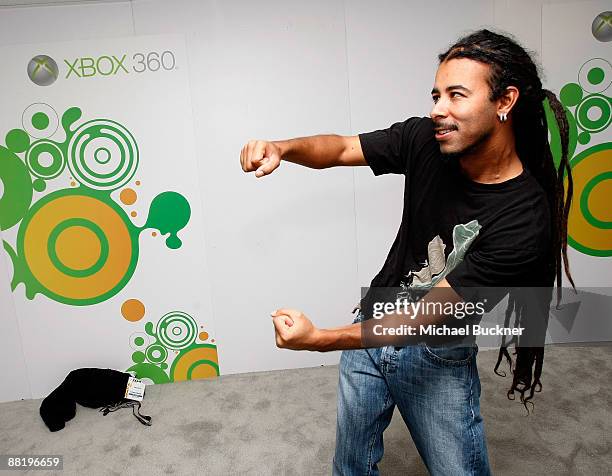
[{"left": 498, "top": 112, "right": 508, "bottom": 122}]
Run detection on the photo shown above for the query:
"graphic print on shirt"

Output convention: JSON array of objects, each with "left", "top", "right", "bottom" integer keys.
[{"left": 399, "top": 219, "right": 482, "bottom": 293}]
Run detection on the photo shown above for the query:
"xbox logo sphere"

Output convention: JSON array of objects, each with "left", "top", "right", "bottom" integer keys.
[
  {"left": 592, "top": 11, "right": 612, "bottom": 42},
  {"left": 27, "top": 55, "right": 59, "bottom": 86}
]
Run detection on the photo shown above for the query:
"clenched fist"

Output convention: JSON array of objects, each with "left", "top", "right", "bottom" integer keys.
[
  {"left": 240, "top": 140, "right": 282, "bottom": 178},
  {"left": 270, "top": 308, "right": 322, "bottom": 351}
]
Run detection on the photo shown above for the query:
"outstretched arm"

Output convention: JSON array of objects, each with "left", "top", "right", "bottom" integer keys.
[{"left": 240, "top": 135, "right": 367, "bottom": 178}]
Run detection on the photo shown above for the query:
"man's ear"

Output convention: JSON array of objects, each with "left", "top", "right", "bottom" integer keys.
[{"left": 498, "top": 86, "right": 520, "bottom": 117}]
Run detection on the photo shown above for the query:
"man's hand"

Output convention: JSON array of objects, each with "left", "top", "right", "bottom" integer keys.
[
  {"left": 270, "top": 308, "right": 322, "bottom": 351},
  {"left": 240, "top": 140, "right": 282, "bottom": 178}
]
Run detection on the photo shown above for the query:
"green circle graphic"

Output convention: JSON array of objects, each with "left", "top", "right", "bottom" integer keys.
[
  {"left": 559, "top": 83, "right": 583, "bottom": 107},
  {"left": 587, "top": 67, "right": 605, "bottom": 85},
  {"left": 5, "top": 129, "right": 30, "bottom": 153},
  {"left": 32, "top": 112, "right": 50, "bottom": 130},
  {"left": 132, "top": 351, "right": 146, "bottom": 364},
  {"left": 47, "top": 218, "right": 109, "bottom": 278},
  {"left": 26, "top": 140, "right": 65, "bottom": 180}
]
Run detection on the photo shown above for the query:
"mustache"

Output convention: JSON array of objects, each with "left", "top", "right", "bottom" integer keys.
[{"left": 433, "top": 122, "right": 458, "bottom": 131}]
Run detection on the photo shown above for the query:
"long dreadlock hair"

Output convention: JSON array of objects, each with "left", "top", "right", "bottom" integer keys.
[{"left": 437, "top": 29, "right": 576, "bottom": 412}]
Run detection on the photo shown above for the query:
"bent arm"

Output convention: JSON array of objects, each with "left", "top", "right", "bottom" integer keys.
[{"left": 314, "top": 278, "right": 462, "bottom": 351}]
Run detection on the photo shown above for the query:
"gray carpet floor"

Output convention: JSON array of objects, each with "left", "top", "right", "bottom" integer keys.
[{"left": 1, "top": 344, "right": 611, "bottom": 475}]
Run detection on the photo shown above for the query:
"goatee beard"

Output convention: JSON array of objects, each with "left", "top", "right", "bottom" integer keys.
[{"left": 439, "top": 128, "right": 492, "bottom": 163}]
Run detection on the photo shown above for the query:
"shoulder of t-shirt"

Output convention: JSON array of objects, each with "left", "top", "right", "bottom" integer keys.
[
  {"left": 358, "top": 115, "right": 434, "bottom": 146},
  {"left": 400, "top": 116, "right": 437, "bottom": 148},
  {"left": 358, "top": 116, "right": 437, "bottom": 175}
]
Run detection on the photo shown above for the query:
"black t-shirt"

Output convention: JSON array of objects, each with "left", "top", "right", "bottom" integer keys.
[{"left": 358, "top": 116, "right": 554, "bottom": 317}]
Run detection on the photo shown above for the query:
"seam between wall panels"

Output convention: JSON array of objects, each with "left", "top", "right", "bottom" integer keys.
[
  {"left": 342, "top": 0, "right": 361, "bottom": 298},
  {"left": 0, "top": 229, "right": 33, "bottom": 401}
]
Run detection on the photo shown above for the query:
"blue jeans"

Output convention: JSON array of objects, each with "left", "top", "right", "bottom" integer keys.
[{"left": 333, "top": 314, "right": 491, "bottom": 476}]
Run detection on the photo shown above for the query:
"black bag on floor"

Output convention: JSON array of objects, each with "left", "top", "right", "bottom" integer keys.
[{"left": 39, "top": 368, "right": 151, "bottom": 432}]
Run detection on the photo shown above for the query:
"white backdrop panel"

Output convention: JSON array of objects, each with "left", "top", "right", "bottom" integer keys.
[
  {"left": 0, "top": 34, "right": 215, "bottom": 397},
  {"left": 132, "top": 0, "right": 357, "bottom": 374}
]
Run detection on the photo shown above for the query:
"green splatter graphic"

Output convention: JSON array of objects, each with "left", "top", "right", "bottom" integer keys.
[
  {"left": 143, "top": 191, "right": 191, "bottom": 249},
  {"left": 62, "top": 107, "right": 82, "bottom": 133},
  {"left": 0, "top": 145, "right": 33, "bottom": 230}
]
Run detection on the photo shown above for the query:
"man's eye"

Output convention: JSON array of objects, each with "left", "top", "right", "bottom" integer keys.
[
  {"left": 451, "top": 92, "right": 463, "bottom": 98},
  {"left": 432, "top": 96, "right": 439, "bottom": 103}
]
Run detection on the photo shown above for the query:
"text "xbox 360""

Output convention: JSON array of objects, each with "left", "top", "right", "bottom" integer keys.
[{"left": 64, "top": 51, "right": 177, "bottom": 78}]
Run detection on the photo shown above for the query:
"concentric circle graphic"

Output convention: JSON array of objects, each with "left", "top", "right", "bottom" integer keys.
[
  {"left": 575, "top": 94, "right": 611, "bottom": 133},
  {"left": 156, "top": 311, "right": 198, "bottom": 350},
  {"left": 145, "top": 343, "right": 168, "bottom": 364},
  {"left": 17, "top": 190, "right": 138, "bottom": 304},
  {"left": 170, "top": 344, "right": 219, "bottom": 381},
  {"left": 25, "top": 140, "right": 65, "bottom": 180},
  {"left": 578, "top": 58, "right": 612, "bottom": 94},
  {"left": 21, "top": 103, "right": 59, "bottom": 139},
  {"left": 67, "top": 119, "right": 139, "bottom": 190},
  {"left": 48, "top": 218, "right": 109, "bottom": 278}
]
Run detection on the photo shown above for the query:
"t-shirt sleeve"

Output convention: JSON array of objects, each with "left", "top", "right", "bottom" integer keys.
[
  {"left": 445, "top": 248, "right": 543, "bottom": 312},
  {"left": 358, "top": 116, "right": 432, "bottom": 176}
]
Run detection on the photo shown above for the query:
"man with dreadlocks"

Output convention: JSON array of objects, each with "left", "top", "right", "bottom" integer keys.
[{"left": 240, "top": 28, "right": 574, "bottom": 475}]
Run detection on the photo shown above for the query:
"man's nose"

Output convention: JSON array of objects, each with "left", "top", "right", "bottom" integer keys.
[{"left": 430, "top": 98, "right": 448, "bottom": 120}]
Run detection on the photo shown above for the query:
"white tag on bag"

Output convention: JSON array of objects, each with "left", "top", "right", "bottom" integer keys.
[{"left": 125, "top": 377, "right": 146, "bottom": 401}]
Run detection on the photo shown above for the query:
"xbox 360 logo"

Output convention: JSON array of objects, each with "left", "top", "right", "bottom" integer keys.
[
  {"left": 592, "top": 11, "right": 612, "bottom": 42},
  {"left": 27, "top": 55, "right": 59, "bottom": 86}
]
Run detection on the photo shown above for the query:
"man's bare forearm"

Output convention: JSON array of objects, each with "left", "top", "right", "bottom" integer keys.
[
  {"left": 273, "top": 135, "right": 353, "bottom": 169},
  {"left": 313, "top": 310, "right": 454, "bottom": 352},
  {"left": 312, "top": 282, "right": 465, "bottom": 352}
]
